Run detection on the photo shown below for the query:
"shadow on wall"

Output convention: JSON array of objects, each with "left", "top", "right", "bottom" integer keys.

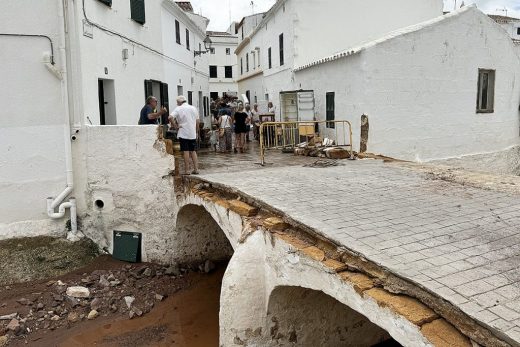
[
  {"left": 267, "top": 286, "right": 398, "bottom": 347},
  {"left": 173, "top": 204, "right": 234, "bottom": 265}
]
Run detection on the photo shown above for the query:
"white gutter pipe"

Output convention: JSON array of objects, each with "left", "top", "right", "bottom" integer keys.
[{"left": 46, "top": 0, "right": 80, "bottom": 241}]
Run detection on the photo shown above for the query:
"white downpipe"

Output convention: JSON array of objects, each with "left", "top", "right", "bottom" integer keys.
[{"left": 46, "top": 0, "right": 80, "bottom": 241}]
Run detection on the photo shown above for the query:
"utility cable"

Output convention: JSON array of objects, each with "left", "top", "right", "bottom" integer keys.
[{"left": 0, "top": 33, "right": 55, "bottom": 64}]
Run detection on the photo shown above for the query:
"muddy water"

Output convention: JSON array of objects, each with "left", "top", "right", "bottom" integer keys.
[{"left": 57, "top": 269, "right": 223, "bottom": 347}]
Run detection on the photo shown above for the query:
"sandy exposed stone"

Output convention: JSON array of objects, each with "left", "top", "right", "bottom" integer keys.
[
  {"left": 275, "top": 233, "right": 310, "bottom": 250},
  {"left": 227, "top": 200, "right": 258, "bottom": 217},
  {"left": 339, "top": 272, "right": 375, "bottom": 294},
  {"left": 0, "top": 335, "right": 7, "bottom": 347},
  {"left": 365, "top": 288, "right": 437, "bottom": 326},
  {"left": 214, "top": 199, "right": 231, "bottom": 209},
  {"left": 322, "top": 259, "right": 348, "bottom": 272},
  {"left": 263, "top": 217, "right": 288, "bottom": 232},
  {"left": 421, "top": 319, "right": 472, "bottom": 347},
  {"left": 324, "top": 148, "right": 351, "bottom": 159},
  {"left": 301, "top": 246, "right": 326, "bottom": 262},
  {"left": 67, "top": 312, "right": 80, "bottom": 323}
]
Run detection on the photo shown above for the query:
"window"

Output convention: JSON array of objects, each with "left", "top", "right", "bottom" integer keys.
[
  {"left": 257, "top": 49, "right": 261, "bottom": 67},
  {"left": 130, "top": 0, "right": 145, "bottom": 25},
  {"left": 268, "top": 47, "right": 272, "bottom": 69},
  {"left": 253, "top": 53, "right": 256, "bottom": 70},
  {"left": 279, "top": 34, "right": 284, "bottom": 66},
  {"left": 187, "top": 91, "right": 193, "bottom": 105},
  {"left": 477, "top": 69, "right": 495, "bottom": 113},
  {"left": 98, "top": 0, "right": 112, "bottom": 7},
  {"left": 210, "top": 92, "right": 219, "bottom": 101},
  {"left": 517, "top": 27, "right": 520, "bottom": 35},
  {"left": 246, "top": 53, "right": 249, "bottom": 72},
  {"left": 240, "top": 58, "right": 243, "bottom": 75},
  {"left": 209, "top": 65, "right": 217, "bottom": 78},
  {"left": 226, "top": 48, "right": 231, "bottom": 55},
  {"left": 326, "top": 92, "right": 335, "bottom": 128},
  {"left": 186, "top": 29, "right": 190, "bottom": 50},
  {"left": 210, "top": 47, "right": 215, "bottom": 54},
  {"left": 225, "top": 66, "right": 233, "bottom": 78},
  {"left": 203, "top": 96, "right": 209, "bottom": 117},
  {"left": 177, "top": 85, "right": 183, "bottom": 97},
  {"left": 175, "top": 20, "right": 180, "bottom": 44}
]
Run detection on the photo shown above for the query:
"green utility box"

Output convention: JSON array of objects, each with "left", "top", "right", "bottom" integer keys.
[{"left": 112, "top": 231, "right": 142, "bottom": 263}]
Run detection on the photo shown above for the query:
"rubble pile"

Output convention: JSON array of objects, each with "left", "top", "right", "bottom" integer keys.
[
  {"left": 293, "top": 136, "right": 355, "bottom": 159},
  {"left": 0, "top": 260, "right": 217, "bottom": 344}
]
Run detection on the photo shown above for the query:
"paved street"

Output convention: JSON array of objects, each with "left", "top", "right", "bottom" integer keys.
[{"left": 198, "top": 158, "right": 520, "bottom": 344}]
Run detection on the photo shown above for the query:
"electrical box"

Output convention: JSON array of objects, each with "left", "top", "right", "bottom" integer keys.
[{"left": 112, "top": 231, "right": 142, "bottom": 263}]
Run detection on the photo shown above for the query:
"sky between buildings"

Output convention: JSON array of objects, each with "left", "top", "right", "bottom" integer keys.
[{"left": 190, "top": 0, "right": 520, "bottom": 31}]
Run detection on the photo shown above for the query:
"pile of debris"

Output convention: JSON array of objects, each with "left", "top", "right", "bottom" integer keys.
[
  {"left": 293, "top": 136, "right": 355, "bottom": 159},
  {"left": 0, "top": 260, "right": 217, "bottom": 345}
]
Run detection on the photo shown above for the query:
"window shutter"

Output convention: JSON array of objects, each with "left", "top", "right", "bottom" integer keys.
[
  {"left": 130, "top": 0, "right": 146, "bottom": 25},
  {"left": 98, "top": 0, "right": 112, "bottom": 7},
  {"left": 160, "top": 83, "right": 169, "bottom": 110}
]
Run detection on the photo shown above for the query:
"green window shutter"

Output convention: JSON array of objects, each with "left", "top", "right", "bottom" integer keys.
[{"left": 130, "top": 0, "right": 146, "bottom": 25}]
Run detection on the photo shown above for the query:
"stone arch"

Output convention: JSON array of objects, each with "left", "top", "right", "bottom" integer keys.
[
  {"left": 173, "top": 203, "right": 234, "bottom": 264},
  {"left": 266, "top": 285, "right": 395, "bottom": 347}
]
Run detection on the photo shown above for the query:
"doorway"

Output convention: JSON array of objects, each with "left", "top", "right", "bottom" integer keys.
[{"left": 98, "top": 79, "right": 117, "bottom": 125}]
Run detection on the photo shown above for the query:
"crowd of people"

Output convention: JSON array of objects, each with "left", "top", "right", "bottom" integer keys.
[
  {"left": 209, "top": 97, "right": 262, "bottom": 154},
  {"left": 139, "top": 94, "right": 275, "bottom": 175}
]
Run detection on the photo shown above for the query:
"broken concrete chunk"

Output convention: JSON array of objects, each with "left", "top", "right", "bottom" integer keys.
[
  {"left": 227, "top": 200, "right": 258, "bottom": 217},
  {"left": 0, "top": 313, "right": 17, "bottom": 320},
  {"left": 6, "top": 319, "right": 20, "bottom": 331},
  {"left": 66, "top": 286, "right": 90, "bottom": 298},
  {"left": 124, "top": 296, "right": 135, "bottom": 309}
]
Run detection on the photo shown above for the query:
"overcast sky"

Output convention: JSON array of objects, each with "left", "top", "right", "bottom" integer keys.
[{"left": 190, "top": 0, "right": 520, "bottom": 31}]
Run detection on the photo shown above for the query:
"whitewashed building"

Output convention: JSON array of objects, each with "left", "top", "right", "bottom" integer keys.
[
  {"left": 295, "top": 6, "right": 520, "bottom": 161},
  {"left": 236, "top": 0, "right": 443, "bottom": 112},
  {"left": 207, "top": 31, "right": 239, "bottom": 100},
  {"left": 235, "top": 0, "right": 520, "bottom": 161},
  {"left": 0, "top": 0, "right": 211, "bottom": 240}
]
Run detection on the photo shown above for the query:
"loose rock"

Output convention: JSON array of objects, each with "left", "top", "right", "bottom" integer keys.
[
  {"left": 204, "top": 260, "right": 216, "bottom": 273},
  {"left": 90, "top": 298, "right": 102, "bottom": 311},
  {"left": 0, "top": 335, "right": 7, "bottom": 347},
  {"left": 0, "top": 313, "right": 17, "bottom": 320},
  {"left": 66, "top": 286, "right": 90, "bottom": 298},
  {"left": 124, "top": 296, "right": 135, "bottom": 309},
  {"left": 87, "top": 310, "right": 98, "bottom": 320},
  {"left": 67, "top": 312, "right": 80, "bottom": 323},
  {"left": 6, "top": 319, "right": 19, "bottom": 331}
]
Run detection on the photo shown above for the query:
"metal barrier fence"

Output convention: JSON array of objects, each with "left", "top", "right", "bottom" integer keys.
[{"left": 259, "top": 120, "right": 354, "bottom": 165}]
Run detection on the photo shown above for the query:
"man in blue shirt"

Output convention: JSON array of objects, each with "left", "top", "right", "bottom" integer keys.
[{"left": 139, "top": 96, "right": 167, "bottom": 125}]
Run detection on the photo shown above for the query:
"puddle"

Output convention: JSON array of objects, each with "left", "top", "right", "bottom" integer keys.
[{"left": 53, "top": 268, "right": 223, "bottom": 347}]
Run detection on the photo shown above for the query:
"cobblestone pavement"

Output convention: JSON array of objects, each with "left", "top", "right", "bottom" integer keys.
[{"left": 197, "top": 158, "right": 520, "bottom": 344}]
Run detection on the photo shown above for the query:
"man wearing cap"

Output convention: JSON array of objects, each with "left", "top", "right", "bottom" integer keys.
[{"left": 169, "top": 96, "right": 200, "bottom": 175}]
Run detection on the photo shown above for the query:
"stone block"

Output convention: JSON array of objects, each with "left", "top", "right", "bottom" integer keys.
[
  {"left": 228, "top": 200, "right": 258, "bottom": 217},
  {"left": 263, "top": 217, "right": 288, "bottom": 232},
  {"left": 365, "top": 288, "right": 437, "bottom": 325},
  {"left": 324, "top": 148, "right": 351, "bottom": 159},
  {"left": 322, "top": 259, "right": 348, "bottom": 272},
  {"left": 339, "top": 272, "right": 375, "bottom": 294},
  {"left": 66, "top": 286, "right": 90, "bottom": 298},
  {"left": 421, "top": 319, "right": 472, "bottom": 347},
  {"left": 215, "top": 199, "right": 231, "bottom": 209},
  {"left": 275, "top": 233, "right": 311, "bottom": 250},
  {"left": 302, "top": 246, "right": 326, "bottom": 262}
]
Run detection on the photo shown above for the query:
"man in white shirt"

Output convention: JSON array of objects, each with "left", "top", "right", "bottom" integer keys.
[{"left": 169, "top": 96, "right": 200, "bottom": 175}]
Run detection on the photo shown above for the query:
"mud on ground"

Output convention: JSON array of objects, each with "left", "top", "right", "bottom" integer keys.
[{"left": 0, "top": 236, "right": 99, "bottom": 286}]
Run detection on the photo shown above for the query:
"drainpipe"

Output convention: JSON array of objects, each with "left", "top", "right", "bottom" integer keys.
[{"left": 46, "top": 0, "right": 80, "bottom": 241}]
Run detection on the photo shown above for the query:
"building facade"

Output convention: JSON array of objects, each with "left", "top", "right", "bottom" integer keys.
[
  {"left": 235, "top": 0, "right": 443, "bottom": 113},
  {"left": 490, "top": 14, "right": 520, "bottom": 41},
  {"left": 0, "top": 0, "right": 211, "bottom": 240},
  {"left": 207, "top": 31, "right": 239, "bottom": 100}
]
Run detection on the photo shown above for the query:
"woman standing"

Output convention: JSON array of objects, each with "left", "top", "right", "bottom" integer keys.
[
  {"left": 234, "top": 105, "right": 250, "bottom": 153},
  {"left": 218, "top": 109, "right": 233, "bottom": 153}
]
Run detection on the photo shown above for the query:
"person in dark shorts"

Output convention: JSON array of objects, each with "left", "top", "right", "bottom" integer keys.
[
  {"left": 233, "top": 104, "right": 250, "bottom": 153},
  {"left": 139, "top": 96, "right": 167, "bottom": 125},
  {"left": 169, "top": 96, "right": 200, "bottom": 175}
]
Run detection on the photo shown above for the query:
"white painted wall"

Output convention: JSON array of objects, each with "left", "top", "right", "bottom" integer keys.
[
  {"left": 76, "top": 0, "right": 209, "bottom": 125},
  {"left": 0, "top": 0, "right": 69, "bottom": 238},
  {"left": 208, "top": 34, "right": 238, "bottom": 98},
  {"left": 295, "top": 7, "right": 520, "bottom": 161}
]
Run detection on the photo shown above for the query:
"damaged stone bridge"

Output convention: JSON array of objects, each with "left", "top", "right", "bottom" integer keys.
[{"left": 175, "top": 159, "right": 520, "bottom": 347}]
